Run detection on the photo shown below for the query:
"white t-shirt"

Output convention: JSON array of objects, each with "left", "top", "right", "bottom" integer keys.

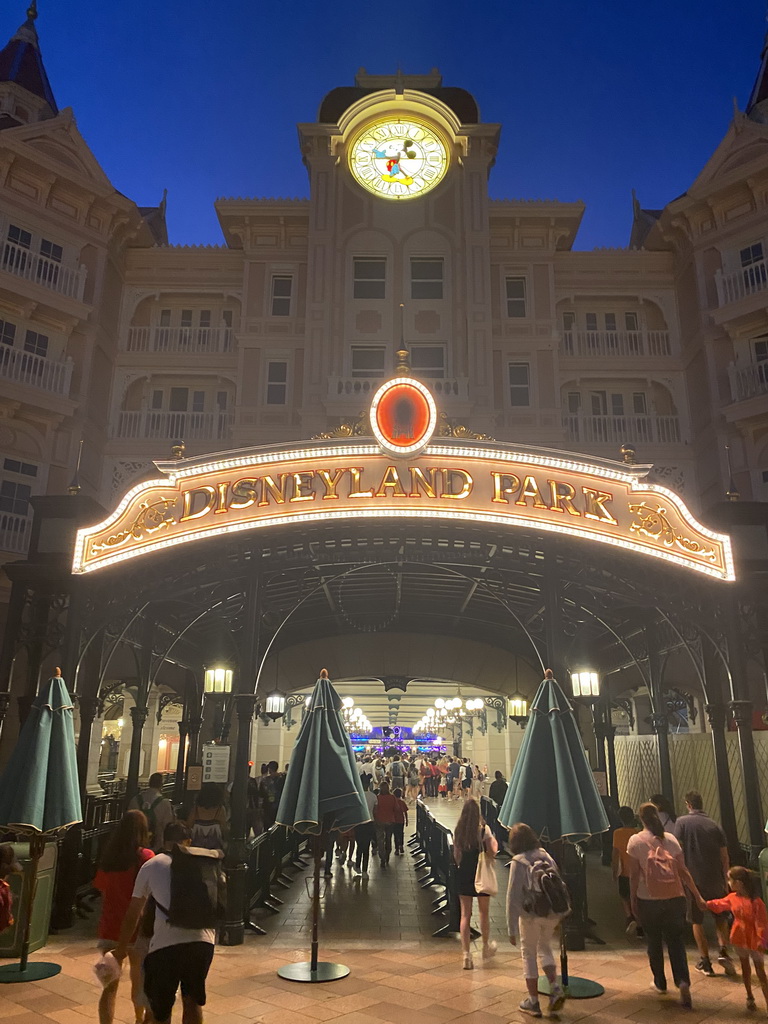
[
  {"left": 363, "top": 789, "right": 377, "bottom": 817},
  {"left": 132, "top": 853, "right": 216, "bottom": 952}
]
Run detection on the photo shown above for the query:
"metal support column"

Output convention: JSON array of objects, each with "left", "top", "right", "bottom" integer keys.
[
  {"left": 174, "top": 717, "right": 189, "bottom": 804},
  {"left": 0, "top": 580, "right": 26, "bottom": 743},
  {"left": 125, "top": 618, "right": 153, "bottom": 807},
  {"left": 646, "top": 620, "right": 673, "bottom": 802}
]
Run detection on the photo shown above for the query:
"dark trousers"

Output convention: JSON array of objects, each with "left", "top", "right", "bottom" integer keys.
[
  {"left": 637, "top": 896, "right": 690, "bottom": 989},
  {"left": 392, "top": 823, "right": 405, "bottom": 853},
  {"left": 355, "top": 823, "right": 376, "bottom": 872}
]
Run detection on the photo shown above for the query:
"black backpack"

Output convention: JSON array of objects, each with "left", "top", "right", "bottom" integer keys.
[
  {"left": 156, "top": 846, "right": 226, "bottom": 930},
  {"left": 516, "top": 853, "right": 571, "bottom": 918}
]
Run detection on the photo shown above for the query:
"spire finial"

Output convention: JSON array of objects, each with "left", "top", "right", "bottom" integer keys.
[
  {"left": 27, "top": 2, "right": 38, "bottom": 21},
  {"left": 395, "top": 303, "right": 410, "bottom": 375}
]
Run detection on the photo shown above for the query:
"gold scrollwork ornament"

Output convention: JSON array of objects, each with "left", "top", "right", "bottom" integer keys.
[
  {"left": 91, "top": 497, "right": 178, "bottom": 555},
  {"left": 629, "top": 502, "right": 716, "bottom": 562}
]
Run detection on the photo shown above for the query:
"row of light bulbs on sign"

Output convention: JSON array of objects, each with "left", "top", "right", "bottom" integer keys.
[{"left": 413, "top": 696, "right": 486, "bottom": 735}]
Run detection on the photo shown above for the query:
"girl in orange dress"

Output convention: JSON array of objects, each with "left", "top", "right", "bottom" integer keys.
[{"left": 707, "top": 866, "right": 768, "bottom": 1012}]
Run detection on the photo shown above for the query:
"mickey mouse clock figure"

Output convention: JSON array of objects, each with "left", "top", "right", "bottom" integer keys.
[{"left": 349, "top": 118, "right": 449, "bottom": 200}]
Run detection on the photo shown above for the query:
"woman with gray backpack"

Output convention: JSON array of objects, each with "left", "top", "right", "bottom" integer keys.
[{"left": 506, "top": 823, "right": 568, "bottom": 1018}]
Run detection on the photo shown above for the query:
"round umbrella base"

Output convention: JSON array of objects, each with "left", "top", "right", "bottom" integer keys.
[
  {"left": 278, "top": 961, "right": 350, "bottom": 983},
  {"left": 538, "top": 975, "right": 604, "bottom": 999},
  {"left": 0, "top": 962, "right": 62, "bottom": 983}
]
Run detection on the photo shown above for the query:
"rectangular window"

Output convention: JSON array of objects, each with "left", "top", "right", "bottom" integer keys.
[
  {"left": 222, "top": 310, "right": 233, "bottom": 328},
  {"left": 604, "top": 313, "right": 617, "bottom": 332},
  {"left": 216, "top": 391, "right": 228, "bottom": 410},
  {"left": 169, "top": 387, "right": 188, "bottom": 412},
  {"left": 199, "top": 310, "right": 211, "bottom": 328},
  {"left": 351, "top": 346, "right": 386, "bottom": 377},
  {"left": 23, "top": 330, "right": 48, "bottom": 357},
  {"left": 271, "top": 275, "right": 292, "bottom": 316},
  {"left": 151, "top": 390, "right": 163, "bottom": 410},
  {"left": 567, "top": 392, "right": 581, "bottom": 413},
  {"left": 590, "top": 391, "right": 607, "bottom": 415},
  {"left": 3, "top": 458, "right": 37, "bottom": 477},
  {"left": 755, "top": 338, "right": 768, "bottom": 363},
  {"left": 159, "top": 309, "right": 171, "bottom": 326},
  {"left": 180, "top": 310, "right": 193, "bottom": 328},
  {"left": 740, "top": 242, "right": 764, "bottom": 267},
  {"left": 353, "top": 257, "right": 386, "bottom": 299},
  {"left": 585, "top": 312, "right": 598, "bottom": 332},
  {"left": 0, "top": 319, "right": 16, "bottom": 347},
  {"left": 632, "top": 392, "right": 648, "bottom": 414},
  {"left": 508, "top": 362, "right": 530, "bottom": 406},
  {"left": 505, "top": 277, "right": 527, "bottom": 318},
  {"left": 266, "top": 361, "right": 288, "bottom": 405},
  {"left": 410, "top": 345, "right": 445, "bottom": 378},
  {"left": 0, "top": 480, "right": 31, "bottom": 516},
  {"left": 410, "top": 258, "right": 444, "bottom": 300},
  {"left": 7, "top": 225, "right": 31, "bottom": 249},
  {"left": 39, "top": 239, "right": 63, "bottom": 263},
  {"left": 191, "top": 391, "right": 205, "bottom": 413},
  {"left": 610, "top": 393, "right": 624, "bottom": 416},
  {"left": 562, "top": 312, "right": 575, "bottom": 331},
  {"left": 624, "top": 312, "right": 639, "bottom": 332}
]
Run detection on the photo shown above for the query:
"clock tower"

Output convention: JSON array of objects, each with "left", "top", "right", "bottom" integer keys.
[{"left": 297, "top": 69, "right": 501, "bottom": 438}]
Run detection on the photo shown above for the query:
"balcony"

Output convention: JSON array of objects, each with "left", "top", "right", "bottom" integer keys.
[
  {"left": 728, "top": 361, "right": 768, "bottom": 403},
  {"left": 715, "top": 260, "right": 768, "bottom": 308},
  {"left": 114, "top": 410, "right": 233, "bottom": 441},
  {"left": 561, "top": 330, "right": 671, "bottom": 359},
  {"left": 1, "top": 242, "right": 87, "bottom": 302},
  {"left": 0, "top": 512, "right": 31, "bottom": 554},
  {"left": 0, "top": 345, "right": 73, "bottom": 396},
  {"left": 328, "top": 376, "right": 470, "bottom": 401},
  {"left": 124, "top": 326, "right": 234, "bottom": 354},
  {"left": 563, "top": 414, "right": 682, "bottom": 446}
]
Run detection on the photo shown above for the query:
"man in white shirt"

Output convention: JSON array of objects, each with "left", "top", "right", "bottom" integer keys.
[
  {"left": 115, "top": 822, "right": 216, "bottom": 1024},
  {"left": 129, "top": 772, "right": 175, "bottom": 853}
]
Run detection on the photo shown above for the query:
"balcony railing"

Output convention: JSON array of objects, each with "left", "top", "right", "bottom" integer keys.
[
  {"left": 0, "top": 345, "right": 73, "bottom": 396},
  {"left": 728, "top": 361, "right": 768, "bottom": 403},
  {"left": 0, "top": 512, "right": 31, "bottom": 554},
  {"left": 715, "top": 260, "right": 768, "bottom": 307},
  {"left": 1, "top": 241, "right": 87, "bottom": 302},
  {"left": 115, "top": 410, "right": 232, "bottom": 441},
  {"left": 124, "top": 326, "right": 234, "bottom": 354},
  {"left": 561, "top": 330, "right": 671, "bottom": 358},
  {"left": 563, "top": 413, "right": 682, "bottom": 445},
  {"left": 329, "top": 376, "right": 469, "bottom": 401}
]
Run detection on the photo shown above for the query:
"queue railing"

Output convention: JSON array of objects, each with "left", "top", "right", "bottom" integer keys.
[{"left": 244, "top": 825, "right": 307, "bottom": 935}]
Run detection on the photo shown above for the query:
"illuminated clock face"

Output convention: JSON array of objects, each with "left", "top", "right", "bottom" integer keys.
[{"left": 349, "top": 119, "right": 449, "bottom": 200}]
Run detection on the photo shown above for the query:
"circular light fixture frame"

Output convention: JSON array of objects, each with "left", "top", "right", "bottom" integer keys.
[{"left": 370, "top": 377, "right": 437, "bottom": 457}]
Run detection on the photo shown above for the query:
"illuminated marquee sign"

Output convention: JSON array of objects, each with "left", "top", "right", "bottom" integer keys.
[{"left": 74, "top": 442, "right": 734, "bottom": 580}]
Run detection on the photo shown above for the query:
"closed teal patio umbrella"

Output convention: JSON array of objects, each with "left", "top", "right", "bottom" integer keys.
[
  {"left": 275, "top": 670, "right": 370, "bottom": 983},
  {"left": 0, "top": 672, "right": 83, "bottom": 983},
  {"left": 498, "top": 670, "right": 609, "bottom": 999}
]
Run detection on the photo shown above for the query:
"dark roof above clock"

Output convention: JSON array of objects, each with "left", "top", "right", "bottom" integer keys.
[
  {"left": 318, "top": 69, "right": 479, "bottom": 125},
  {"left": 0, "top": 3, "right": 58, "bottom": 117},
  {"left": 747, "top": 31, "right": 768, "bottom": 118}
]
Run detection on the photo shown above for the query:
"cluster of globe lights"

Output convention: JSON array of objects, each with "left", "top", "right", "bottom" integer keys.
[
  {"left": 413, "top": 696, "right": 485, "bottom": 735},
  {"left": 341, "top": 695, "right": 372, "bottom": 734}
]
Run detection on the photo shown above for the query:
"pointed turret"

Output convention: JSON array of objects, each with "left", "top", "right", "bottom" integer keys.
[
  {"left": 747, "top": 28, "right": 768, "bottom": 123},
  {"left": 0, "top": 3, "right": 58, "bottom": 129}
]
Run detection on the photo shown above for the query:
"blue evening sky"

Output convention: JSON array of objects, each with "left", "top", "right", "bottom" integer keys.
[{"left": 13, "top": 1, "right": 766, "bottom": 249}]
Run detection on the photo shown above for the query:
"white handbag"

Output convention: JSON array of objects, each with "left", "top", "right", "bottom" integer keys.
[{"left": 475, "top": 833, "right": 498, "bottom": 896}]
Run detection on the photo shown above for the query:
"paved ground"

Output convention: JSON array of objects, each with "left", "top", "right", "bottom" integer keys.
[{"left": 0, "top": 798, "right": 759, "bottom": 1022}]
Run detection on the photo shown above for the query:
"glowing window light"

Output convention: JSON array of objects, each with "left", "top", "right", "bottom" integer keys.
[
  {"left": 570, "top": 671, "right": 600, "bottom": 699},
  {"left": 204, "top": 667, "right": 232, "bottom": 695}
]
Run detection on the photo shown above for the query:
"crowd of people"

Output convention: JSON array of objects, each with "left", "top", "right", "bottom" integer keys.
[{"left": 5, "top": 752, "right": 758, "bottom": 1023}]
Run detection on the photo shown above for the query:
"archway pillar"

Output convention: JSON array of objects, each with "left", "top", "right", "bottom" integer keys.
[{"left": 646, "top": 620, "right": 674, "bottom": 802}]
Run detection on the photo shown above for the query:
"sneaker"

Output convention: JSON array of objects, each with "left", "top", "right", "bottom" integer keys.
[
  {"left": 747, "top": 995, "right": 757, "bottom": 1012},
  {"left": 482, "top": 940, "right": 497, "bottom": 960},
  {"left": 352, "top": 865, "right": 361, "bottom": 875},
  {"left": 361, "top": 870, "right": 368, "bottom": 877},
  {"left": 549, "top": 984, "right": 565, "bottom": 1012},
  {"left": 323, "top": 870, "right": 332, "bottom": 877},
  {"left": 695, "top": 957, "right": 714, "bottom": 977},
  {"left": 718, "top": 948, "right": 737, "bottom": 976},
  {"left": 651, "top": 982, "right": 668, "bottom": 994},
  {"left": 462, "top": 953, "right": 474, "bottom": 970},
  {"left": 518, "top": 997, "right": 542, "bottom": 1018},
  {"left": 679, "top": 982, "right": 692, "bottom": 1009},
  {"left": 625, "top": 918, "right": 638, "bottom": 937}
]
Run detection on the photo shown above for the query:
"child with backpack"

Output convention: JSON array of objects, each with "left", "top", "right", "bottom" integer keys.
[
  {"left": 627, "top": 802, "right": 706, "bottom": 1009},
  {"left": 506, "top": 823, "right": 569, "bottom": 1018},
  {"left": 706, "top": 866, "right": 768, "bottom": 1012}
]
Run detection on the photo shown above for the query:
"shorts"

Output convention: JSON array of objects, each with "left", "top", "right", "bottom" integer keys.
[
  {"left": 461, "top": 779, "right": 471, "bottom": 789},
  {"left": 689, "top": 887, "right": 727, "bottom": 926},
  {"left": 143, "top": 942, "right": 214, "bottom": 1022},
  {"left": 617, "top": 875, "right": 630, "bottom": 901}
]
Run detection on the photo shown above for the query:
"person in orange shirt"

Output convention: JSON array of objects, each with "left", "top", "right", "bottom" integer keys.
[
  {"left": 392, "top": 788, "right": 409, "bottom": 855},
  {"left": 707, "top": 867, "right": 768, "bottom": 1013},
  {"left": 612, "top": 805, "right": 640, "bottom": 936}
]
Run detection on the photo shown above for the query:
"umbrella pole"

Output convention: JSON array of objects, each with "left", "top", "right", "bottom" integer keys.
[
  {"left": 310, "top": 834, "right": 321, "bottom": 973},
  {"left": 276, "top": 831, "right": 350, "bottom": 983},
  {"left": 0, "top": 836, "right": 61, "bottom": 983}
]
